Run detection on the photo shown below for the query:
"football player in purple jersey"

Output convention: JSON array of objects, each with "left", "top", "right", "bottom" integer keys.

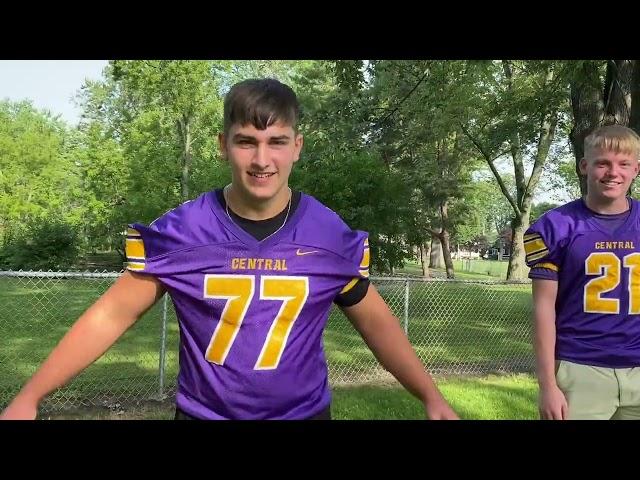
[
  {"left": 2, "top": 78, "right": 457, "bottom": 420},
  {"left": 527, "top": 125, "right": 640, "bottom": 420}
]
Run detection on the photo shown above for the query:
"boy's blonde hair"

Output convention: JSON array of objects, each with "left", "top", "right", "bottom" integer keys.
[{"left": 584, "top": 125, "right": 640, "bottom": 160}]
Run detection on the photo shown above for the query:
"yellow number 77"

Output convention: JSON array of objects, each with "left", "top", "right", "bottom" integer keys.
[{"left": 203, "top": 274, "right": 309, "bottom": 370}]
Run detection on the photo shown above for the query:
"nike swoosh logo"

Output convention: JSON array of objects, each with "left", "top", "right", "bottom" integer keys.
[{"left": 296, "top": 248, "right": 319, "bottom": 256}]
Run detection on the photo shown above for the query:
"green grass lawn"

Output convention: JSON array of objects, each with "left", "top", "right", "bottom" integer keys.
[
  {"left": 324, "top": 279, "right": 533, "bottom": 382},
  {"left": 40, "top": 374, "right": 538, "bottom": 420},
  {"left": 1, "top": 275, "right": 535, "bottom": 412},
  {"left": 333, "top": 374, "right": 537, "bottom": 420},
  {"left": 398, "top": 259, "right": 519, "bottom": 281}
]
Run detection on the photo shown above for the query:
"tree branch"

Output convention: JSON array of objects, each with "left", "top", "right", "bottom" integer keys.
[
  {"left": 459, "top": 122, "right": 520, "bottom": 216},
  {"left": 374, "top": 67, "right": 430, "bottom": 128}
]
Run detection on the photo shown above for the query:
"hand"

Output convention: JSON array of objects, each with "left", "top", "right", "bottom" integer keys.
[
  {"left": 538, "top": 384, "right": 568, "bottom": 420},
  {"left": 425, "top": 397, "right": 459, "bottom": 420},
  {"left": 0, "top": 396, "right": 38, "bottom": 420}
]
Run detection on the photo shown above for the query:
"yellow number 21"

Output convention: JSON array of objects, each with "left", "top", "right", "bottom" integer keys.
[
  {"left": 203, "top": 275, "right": 309, "bottom": 370},
  {"left": 584, "top": 252, "right": 640, "bottom": 314}
]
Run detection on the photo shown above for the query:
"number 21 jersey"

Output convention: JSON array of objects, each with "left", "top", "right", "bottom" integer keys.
[{"left": 525, "top": 198, "right": 640, "bottom": 368}]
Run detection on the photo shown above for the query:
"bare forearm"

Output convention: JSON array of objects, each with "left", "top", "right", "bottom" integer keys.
[
  {"left": 17, "top": 301, "right": 140, "bottom": 404},
  {"left": 14, "top": 271, "right": 162, "bottom": 407},
  {"left": 532, "top": 280, "right": 558, "bottom": 389},
  {"left": 341, "top": 285, "right": 456, "bottom": 419},
  {"left": 355, "top": 315, "right": 442, "bottom": 404},
  {"left": 535, "top": 311, "right": 557, "bottom": 389}
]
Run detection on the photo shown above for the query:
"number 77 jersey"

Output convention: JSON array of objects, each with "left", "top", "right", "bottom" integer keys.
[
  {"left": 525, "top": 198, "right": 640, "bottom": 368},
  {"left": 125, "top": 191, "right": 370, "bottom": 419}
]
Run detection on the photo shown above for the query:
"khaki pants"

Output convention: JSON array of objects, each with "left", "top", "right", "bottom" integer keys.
[{"left": 556, "top": 360, "right": 640, "bottom": 420}]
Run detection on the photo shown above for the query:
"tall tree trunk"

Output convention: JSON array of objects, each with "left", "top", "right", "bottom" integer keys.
[
  {"left": 505, "top": 70, "right": 558, "bottom": 281},
  {"left": 507, "top": 211, "right": 531, "bottom": 280},
  {"left": 178, "top": 115, "right": 192, "bottom": 201},
  {"left": 429, "top": 201, "right": 455, "bottom": 279},
  {"left": 508, "top": 111, "right": 556, "bottom": 280},
  {"left": 569, "top": 61, "right": 605, "bottom": 195},
  {"left": 569, "top": 60, "right": 637, "bottom": 195},
  {"left": 420, "top": 242, "right": 430, "bottom": 278},
  {"left": 439, "top": 201, "right": 455, "bottom": 279},
  {"left": 629, "top": 61, "right": 640, "bottom": 134},
  {"left": 461, "top": 61, "right": 562, "bottom": 281},
  {"left": 603, "top": 60, "right": 634, "bottom": 125},
  {"left": 429, "top": 237, "right": 444, "bottom": 269}
]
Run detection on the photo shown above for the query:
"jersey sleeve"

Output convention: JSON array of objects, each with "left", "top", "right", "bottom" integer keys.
[
  {"left": 338, "top": 231, "right": 370, "bottom": 295},
  {"left": 524, "top": 213, "right": 564, "bottom": 280},
  {"left": 124, "top": 226, "right": 147, "bottom": 272},
  {"left": 125, "top": 223, "right": 166, "bottom": 275},
  {"left": 334, "top": 278, "right": 370, "bottom": 307},
  {"left": 124, "top": 218, "right": 185, "bottom": 276}
]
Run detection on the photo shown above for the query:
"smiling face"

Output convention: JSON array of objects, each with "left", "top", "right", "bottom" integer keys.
[
  {"left": 580, "top": 125, "right": 640, "bottom": 213},
  {"left": 219, "top": 121, "right": 303, "bottom": 208},
  {"left": 580, "top": 147, "right": 639, "bottom": 211},
  {"left": 219, "top": 79, "right": 303, "bottom": 217}
]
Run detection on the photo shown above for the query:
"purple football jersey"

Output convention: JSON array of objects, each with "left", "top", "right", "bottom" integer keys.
[
  {"left": 525, "top": 198, "right": 640, "bottom": 368},
  {"left": 125, "top": 191, "right": 370, "bottom": 419}
]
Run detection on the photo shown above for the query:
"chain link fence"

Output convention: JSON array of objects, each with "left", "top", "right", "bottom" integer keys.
[{"left": 0, "top": 270, "right": 534, "bottom": 412}]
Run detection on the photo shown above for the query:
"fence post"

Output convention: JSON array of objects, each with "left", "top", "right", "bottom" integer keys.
[
  {"left": 404, "top": 279, "right": 409, "bottom": 335},
  {"left": 158, "top": 293, "right": 168, "bottom": 400}
]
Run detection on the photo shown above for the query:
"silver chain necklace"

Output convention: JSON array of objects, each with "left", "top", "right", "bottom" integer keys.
[{"left": 223, "top": 185, "right": 292, "bottom": 241}]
